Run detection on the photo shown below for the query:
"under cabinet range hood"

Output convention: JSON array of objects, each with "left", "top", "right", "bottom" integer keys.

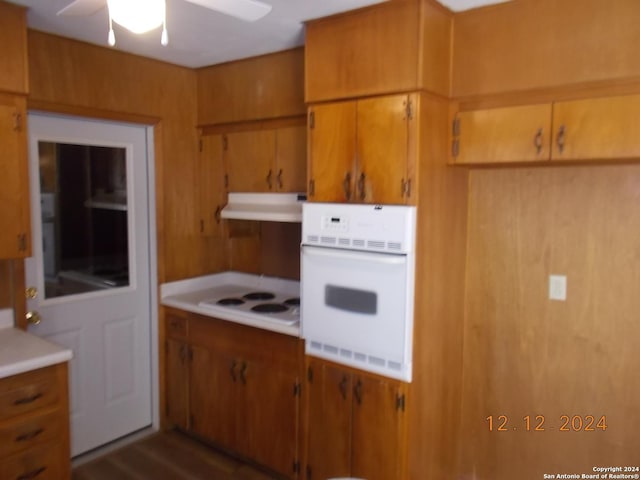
[{"left": 220, "top": 192, "right": 306, "bottom": 222}]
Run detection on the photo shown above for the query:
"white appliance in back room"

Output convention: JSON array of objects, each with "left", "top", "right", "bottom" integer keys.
[{"left": 301, "top": 203, "right": 417, "bottom": 382}]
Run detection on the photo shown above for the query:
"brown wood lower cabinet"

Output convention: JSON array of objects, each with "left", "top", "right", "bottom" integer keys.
[
  {"left": 305, "top": 357, "right": 408, "bottom": 480},
  {"left": 165, "top": 338, "right": 190, "bottom": 430},
  {"left": 0, "top": 363, "right": 70, "bottom": 480},
  {"left": 164, "top": 308, "right": 303, "bottom": 478}
]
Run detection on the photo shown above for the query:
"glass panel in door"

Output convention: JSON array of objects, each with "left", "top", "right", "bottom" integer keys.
[{"left": 37, "top": 141, "right": 129, "bottom": 299}]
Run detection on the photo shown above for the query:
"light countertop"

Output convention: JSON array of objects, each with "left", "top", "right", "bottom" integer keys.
[
  {"left": 161, "top": 272, "right": 300, "bottom": 337},
  {"left": 0, "top": 309, "right": 73, "bottom": 379}
]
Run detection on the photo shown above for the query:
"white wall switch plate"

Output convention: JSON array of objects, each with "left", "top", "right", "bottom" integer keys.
[{"left": 549, "top": 274, "right": 567, "bottom": 301}]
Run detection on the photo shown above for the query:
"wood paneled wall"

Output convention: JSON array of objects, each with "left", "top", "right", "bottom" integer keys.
[
  {"left": 27, "top": 31, "right": 226, "bottom": 283},
  {"left": 452, "top": 0, "right": 640, "bottom": 98},
  {"left": 460, "top": 165, "right": 640, "bottom": 478}
]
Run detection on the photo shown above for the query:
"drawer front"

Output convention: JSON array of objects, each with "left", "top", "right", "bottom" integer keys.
[
  {"left": 0, "top": 410, "right": 63, "bottom": 457},
  {"left": 166, "top": 314, "right": 188, "bottom": 340},
  {"left": 0, "top": 442, "right": 62, "bottom": 480},
  {"left": 0, "top": 370, "right": 59, "bottom": 422}
]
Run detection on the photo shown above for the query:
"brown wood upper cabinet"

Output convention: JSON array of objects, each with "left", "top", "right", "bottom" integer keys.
[
  {"left": 198, "top": 134, "right": 226, "bottom": 236},
  {"left": 305, "top": 0, "right": 451, "bottom": 102},
  {"left": 305, "top": 357, "right": 407, "bottom": 480},
  {"left": 0, "top": 2, "right": 28, "bottom": 95},
  {"left": 452, "top": 94, "right": 640, "bottom": 164},
  {"left": 224, "top": 126, "right": 307, "bottom": 193},
  {"left": 308, "top": 94, "right": 416, "bottom": 205},
  {"left": 197, "top": 48, "right": 305, "bottom": 125},
  {"left": 452, "top": 0, "right": 640, "bottom": 98},
  {"left": 0, "top": 94, "right": 30, "bottom": 259}
]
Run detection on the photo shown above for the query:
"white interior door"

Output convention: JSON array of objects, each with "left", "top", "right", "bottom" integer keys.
[{"left": 25, "top": 113, "right": 153, "bottom": 457}]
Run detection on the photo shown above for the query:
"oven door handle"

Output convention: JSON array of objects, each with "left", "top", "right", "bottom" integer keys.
[{"left": 302, "top": 245, "right": 407, "bottom": 265}]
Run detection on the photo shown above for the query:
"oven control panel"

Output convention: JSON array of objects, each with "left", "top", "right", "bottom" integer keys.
[
  {"left": 302, "top": 202, "right": 416, "bottom": 253},
  {"left": 322, "top": 215, "right": 349, "bottom": 232}
]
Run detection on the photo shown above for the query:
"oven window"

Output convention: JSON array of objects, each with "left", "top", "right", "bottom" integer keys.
[{"left": 325, "top": 285, "right": 377, "bottom": 315}]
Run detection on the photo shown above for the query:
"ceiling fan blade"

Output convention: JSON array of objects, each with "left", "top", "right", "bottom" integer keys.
[
  {"left": 57, "top": 0, "right": 107, "bottom": 16},
  {"left": 183, "top": 0, "right": 272, "bottom": 22}
]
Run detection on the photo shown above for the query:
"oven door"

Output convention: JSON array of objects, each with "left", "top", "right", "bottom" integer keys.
[{"left": 301, "top": 245, "right": 413, "bottom": 381}]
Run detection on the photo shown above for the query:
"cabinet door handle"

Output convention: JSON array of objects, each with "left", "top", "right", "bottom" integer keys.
[
  {"left": 343, "top": 172, "right": 352, "bottom": 201},
  {"left": 230, "top": 360, "right": 238, "bottom": 382},
  {"left": 214, "top": 205, "right": 221, "bottom": 224},
  {"left": 240, "top": 362, "right": 248, "bottom": 384},
  {"left": 338, "top": 375, "right": 348, "bottom": 400},
  {"left": 277, "top": 169, "right": 283, "bottom": 190},
  {"left": 13, "top": 112, "right": 22, "bottom": 132},
  {"left": 353, "top": 379, "right": 363, "bottom": 405},
  {"left": 534, "top": 128, "right": 544, "bottom": 155},
  {"left": 556, "top": 124, "right": 566, "bottom": 154},
  {"left": 17, "top": 467, "right": 47, "bottom": 480},
  {"left": 266, "top": 169, "right": 273, "bottom": 190},
  {"left": 13, "top": 393, "right": 43, "bottom": 406},
  {"left": 357, "top": 173, "right": 366, "bottom": 201},
  {"left": 18, "top": 233, "right": 27, "bottom": 252},
  {"left": 15, "top": 428, "right": 44, "bottom": 442}
]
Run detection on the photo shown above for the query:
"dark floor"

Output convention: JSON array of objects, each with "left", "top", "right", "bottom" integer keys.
[{"left": 72, "top": 431, "right": 281, "bottom": 480}]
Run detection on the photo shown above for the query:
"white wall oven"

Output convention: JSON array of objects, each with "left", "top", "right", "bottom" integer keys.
[{"left": 301, "top": 203, "right": 416, "bottom": 381}]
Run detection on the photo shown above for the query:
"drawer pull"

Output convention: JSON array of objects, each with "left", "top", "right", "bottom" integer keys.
[
  {"left": 13, "top": 393, "right": 43, "bottom": 406},
  {"left": 16, "top": 428, "right": 44, "bottom": 442},
  {"left": 17, "top": 467, "right": 47, "bottom": 480}
]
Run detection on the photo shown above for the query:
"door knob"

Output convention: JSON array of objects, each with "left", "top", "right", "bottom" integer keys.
[
  {"left": 26, "top": 311, "right": 42, "bottom": 326},
  {"left": 25, "top": 287, "right": 38, "bottom": 299}
]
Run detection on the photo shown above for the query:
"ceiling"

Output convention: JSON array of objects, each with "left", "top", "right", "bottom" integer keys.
[{"left": 9, "top": 0, "right": 510, "bottom": 69}]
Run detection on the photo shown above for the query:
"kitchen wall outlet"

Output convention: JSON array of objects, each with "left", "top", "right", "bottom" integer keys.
[{"left": 549, "top": 275, "right": 567, "bottom": 301}]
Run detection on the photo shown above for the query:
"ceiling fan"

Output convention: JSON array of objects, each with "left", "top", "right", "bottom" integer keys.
[{"left": 57, "top": 0, "right": 272, "bottom": 46}]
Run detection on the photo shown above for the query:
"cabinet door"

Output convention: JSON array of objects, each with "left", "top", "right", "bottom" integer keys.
[
  {"left": 454, "top": 104, "right": 552, "bottom": 164},
  {"left": 225, "top": 130, "right": 276, "bottom": 192},
  {"left": 308, "top": 102, "right": 357, "bottom": 202},
  {"left": 305, "top": 359, "right": 352, "bottom": 480},
  {"left": 351, "top": 374, "right": 407, "bottom": 480},
  {"left": 275, "top": 125, "right": 307, "bottom": 192},
  {"left": 243, "top": 361, "right": 299, "bottom": 477},
  {"left": 0, "top": 95, "right": 30, "bottom": 258},
  {"left": 198, "top": 134, "right": 225, "bottom": 236},
  {"left": 305, "top": 0, "right": 421, "bottom": 102},
  {"left": 0, "top": 3, "right": 28, "bottom": 94},
  {"left": 357, "top": 94, "right": 414, "bottom": 204},
  {"left": 189, "top": 345, "right": 238, "bottom": 451},
  {"left": 551, "top": 94, "right": 640, "bottom": 161},
  {"left": 165, "top": 339, "right": 189, "bottom": 429}
]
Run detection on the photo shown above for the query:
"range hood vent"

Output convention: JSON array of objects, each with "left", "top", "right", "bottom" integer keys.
[{"left": 220, "top": 192, "right": 306, "bottom": 222}]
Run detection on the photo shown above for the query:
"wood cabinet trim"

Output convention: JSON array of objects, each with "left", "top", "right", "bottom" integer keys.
[
  {"left": 454, "top": 76, "right": 640, "bottom": 112},
  {"left": 199, "top": 115, "right": 306, "bottom": 136}
]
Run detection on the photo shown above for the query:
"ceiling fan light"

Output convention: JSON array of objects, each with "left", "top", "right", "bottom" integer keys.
[{"left": 107, "top": 0, "right": 165, "bottom": 34}]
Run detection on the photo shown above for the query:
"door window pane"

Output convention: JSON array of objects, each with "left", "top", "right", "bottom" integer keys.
[{"left": 38, "top": 142, "right": 129, "bottom": 298}]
